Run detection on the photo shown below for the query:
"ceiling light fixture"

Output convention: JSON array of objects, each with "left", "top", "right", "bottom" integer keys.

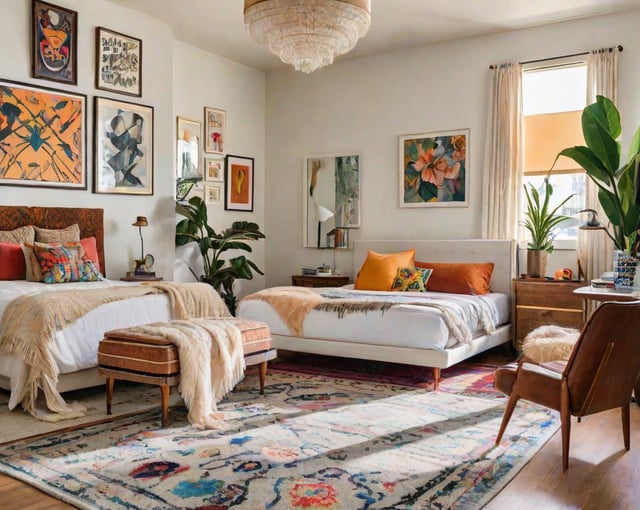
[{"left": 243, "top": 0, "right": 371, "bottom": 74}]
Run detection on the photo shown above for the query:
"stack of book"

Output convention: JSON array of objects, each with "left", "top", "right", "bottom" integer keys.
[
  {"left": 591, "top": 278, "right": 614, "bottom": 289},
  {"left": 302, "top": 268, "right": 317, "bottom": 276}
]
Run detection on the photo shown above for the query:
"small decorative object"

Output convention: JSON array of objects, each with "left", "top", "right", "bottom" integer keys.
[
  {"left": 399, "top": 129, "right": 469, "bottom": 208},
  {"left": 553, "top": 268, "right": 574, "bottom": 281},
  {"left": 132, "top": 216, "right": 154, "bottom": 275},
  {"left": 177, "top": 117, "right": 202, "bottom": 181},
  {"left": 522, "top": 177, "right": 574, "bottom": 278},
  {"left": 0, "top": 79, "right": 86, "bottom": 189},
  {"left": 95, "top": 27, "right": 142, "bottom": 97},
  {"left": 94, "top": 97, "right": 154, "bottom": 195},
  {"left": 613, "top": 250, "right": 638, "bottom": 290},
  {"left": 204, "top": 156, "right": 224, "bottom": 182},
  {"left": 204, "top": 107, "right": 225, "bottom": 154},
  {"left": 205, "top": 183, "right": 222, "bottom": 205},
  {"left": 317, "top": 264, "right": 332, "bottom": 274},
  {"left": 32, "top": 0, "right": 77, "bottom": 84},
  {"left": 225, "top": 154, "right": 254, "bottom": 212}
]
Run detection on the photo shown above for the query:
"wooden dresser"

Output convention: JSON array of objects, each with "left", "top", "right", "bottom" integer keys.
[{"left": 514, "top": 279, "right": 584, "bottom": 350}]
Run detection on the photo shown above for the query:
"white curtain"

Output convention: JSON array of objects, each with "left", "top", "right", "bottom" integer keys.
[
  {"left": 482, "top": 63, "right": 523, "bottom": 240},
  {"left": 579, "top": 47, "right": 620, "bottom": 283}
]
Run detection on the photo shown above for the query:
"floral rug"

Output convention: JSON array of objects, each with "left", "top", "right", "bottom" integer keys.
[{"left": 0, "top": 367, "right": 558, "bottom": 510}]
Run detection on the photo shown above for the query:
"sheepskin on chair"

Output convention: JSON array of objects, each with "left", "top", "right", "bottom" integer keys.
[{"left": 521, "top": 325, "right": 580, "bottom": 363}]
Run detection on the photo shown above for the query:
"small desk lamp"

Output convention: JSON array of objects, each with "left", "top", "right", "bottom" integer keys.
[
  {"left": 132, "top": 216, "right": 148, "bottom": 273},
  {"left": 316, "top": 204, "right": 334, "bottom": 249}
]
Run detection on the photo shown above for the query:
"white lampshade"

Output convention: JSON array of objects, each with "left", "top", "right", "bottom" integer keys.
[{"left": 316, "top": 204, "right": 334, "bottom": 223}]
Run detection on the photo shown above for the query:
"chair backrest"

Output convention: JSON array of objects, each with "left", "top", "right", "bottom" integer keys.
[{"left": 565, "top": 300, "right": 640, "bottom": 416}]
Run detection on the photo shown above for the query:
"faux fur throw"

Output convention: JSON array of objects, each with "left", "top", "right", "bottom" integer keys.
[
  {"left": 0, "top": 282, "right": 229, "bottom": 420},
  {"left": 522, "top": 325, "right": 580, "bottom": 364},
  {"left": 109, "top": 318, "right": 244, "bottom": 429}
]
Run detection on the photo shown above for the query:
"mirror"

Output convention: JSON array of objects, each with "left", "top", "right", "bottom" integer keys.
[{"left": 303, "top": 153, "right": 361, "bottom": 248}]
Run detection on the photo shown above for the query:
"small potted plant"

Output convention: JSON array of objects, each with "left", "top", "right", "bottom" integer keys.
[{"left": 523, "top": 178, "right": 574, "bottom": 278}]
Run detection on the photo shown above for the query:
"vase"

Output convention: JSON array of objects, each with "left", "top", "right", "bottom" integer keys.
[
  {"left": 613, "top": 250, "right": 639, "bottom": 290},
  {"left": 527, "top": 250, "right": 548, "bottom": 278}
]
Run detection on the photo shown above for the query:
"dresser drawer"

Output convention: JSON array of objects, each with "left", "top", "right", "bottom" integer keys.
[
  {"left": 515, "top": 306, "right": 584, "bottom": 339},
  {"left": 515, "top": 281, "right": 583, "bottom": 308}
]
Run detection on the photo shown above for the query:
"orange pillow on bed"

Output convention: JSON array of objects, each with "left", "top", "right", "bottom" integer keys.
[
  {"left": 0, "top": 242, "right": 27, "bottom": 280},
  {"left": 354, "top": 249, "right": 416, "bottom": 291},
  {"left": 415, "top": 261, "right": 494, "bottom": 295}
]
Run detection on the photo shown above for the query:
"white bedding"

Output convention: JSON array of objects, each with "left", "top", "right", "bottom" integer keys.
[
  {"left": 237, "top": 287, "right": 510, "bottom": 351},
  {"left": 0, "top": 279, "right": 173, "bottom": 409}
]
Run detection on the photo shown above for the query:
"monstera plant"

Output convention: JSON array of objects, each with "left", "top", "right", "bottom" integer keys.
[{"left": 175, "top": 196, "right": 265, "bottom": 314}]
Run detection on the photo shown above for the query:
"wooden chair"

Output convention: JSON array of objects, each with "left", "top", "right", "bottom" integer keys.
[{"left": 494, "top": 300, "right": 640, "bottom": 470}]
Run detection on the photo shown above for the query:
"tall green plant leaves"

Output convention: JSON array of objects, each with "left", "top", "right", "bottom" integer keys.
[{"left": 581, "top": 97, "right": 620, "bottom": 175}]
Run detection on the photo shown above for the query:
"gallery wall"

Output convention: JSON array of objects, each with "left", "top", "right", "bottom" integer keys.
[{"left": 264, "top": 9, "right": 640, "bottom": 286}]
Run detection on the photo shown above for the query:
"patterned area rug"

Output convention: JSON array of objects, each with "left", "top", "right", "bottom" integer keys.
[{"left": 0, "top": 366, "right": 558, "bottom": 510}]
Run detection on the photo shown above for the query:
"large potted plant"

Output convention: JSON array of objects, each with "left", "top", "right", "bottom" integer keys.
[
  {"left": 523, "top": 178, "right": 574, "bottom": 278},
  {"left": 558, "top": 95, "right": 640, "bottom": 287},
  {"left": 175, "top": 196, "right": 265, "bottom": 314}
]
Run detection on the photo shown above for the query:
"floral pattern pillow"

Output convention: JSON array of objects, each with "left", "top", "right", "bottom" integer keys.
[
  {"left": 32, "top": 243, "right": 101, "bottom": 283},
  {"left": 391, "top": 267, "right": 433, "bottom": 292}
]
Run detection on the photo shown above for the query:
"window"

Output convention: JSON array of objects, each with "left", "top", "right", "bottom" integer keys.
[{"left": 522, "top": 62, "right": 587, "bottom": 243}]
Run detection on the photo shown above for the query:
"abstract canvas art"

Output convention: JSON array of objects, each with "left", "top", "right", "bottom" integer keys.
[
  {"left": 95, "top": 27, "right": 142, "bottom": 97},
  {"left": 225, "top": 154, "right": 254, "bottom": 211}
]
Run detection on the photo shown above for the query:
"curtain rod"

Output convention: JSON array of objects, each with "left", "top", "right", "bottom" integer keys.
[{"left": 488, "top": 45, "right": 623, "bottom": 69}]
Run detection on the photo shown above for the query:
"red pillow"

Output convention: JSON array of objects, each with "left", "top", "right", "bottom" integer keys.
[
  {"left": 415, "top": 261, "right": 494, "bottom": 295},
  {"left": 80, "top": 237, "right": 101, "bottom": 273},
  {"left": 0, "top": 242, "right": 27, "bottom": 280}
]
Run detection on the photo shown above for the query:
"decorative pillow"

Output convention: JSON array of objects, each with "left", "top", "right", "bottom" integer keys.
[
  {"left": 354, "top": 249, "right": 416, "bottom": 291},
  {"left": 0, "top": 225, "right": 35, "bottom": 245},
  {"left": 80, "top": 236, "right": 101, "bottom": 273},
  {"left": 34, "top": 224, "right": 80, "bottom": 243},
  {"left": 0, "top": 243, "right": 27, "bottom": 280},
  {"left": 415, "top": 261, "right": 494, "bottom": 295},
  {"left": 391, "top": 267, "right": 432, "bottom": 292},
  {"left": 32, "top": 243, "right": 101, "bottom": 283}
]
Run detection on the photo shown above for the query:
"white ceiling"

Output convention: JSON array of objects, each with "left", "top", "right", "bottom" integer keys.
[{"left": 106, "top": 0, "right": 640, "bottom": 72}]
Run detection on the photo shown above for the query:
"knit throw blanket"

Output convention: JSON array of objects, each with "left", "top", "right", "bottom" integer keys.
[
  {"left": 0, "top": 282, "right": 230, "bottom": 420},
  {"left": 241, "top": 286, "right": 496, "bottom": 343},
  {"left": 105, "top": 318, "right": 244, "bottom": 429}
]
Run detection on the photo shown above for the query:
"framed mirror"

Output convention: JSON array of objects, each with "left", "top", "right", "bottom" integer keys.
[{"left": 303, "top": 152, "right": 361, "bottom": 248}]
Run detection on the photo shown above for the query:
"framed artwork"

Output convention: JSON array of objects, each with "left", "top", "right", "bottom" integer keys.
[
  {"left": 204, "top": 107, "right": 225, "bottom": 154},
  {"left": 204, "top": 156, "right": 224, "bottom": 182},
  {"left": 95, "top": 27, "right": 142, "bottom": 97},
  {"left": 399, "top": 129, "right": 469, "bottom": 208},
  {"left": 205, "top": 183, "right": 222, "bottom": 205},
  {"left": 225, "top": 155, "right": 254, "bottom": 212},
  {"left": 176, "top": 117, "right": 202, "bottom": 181},
  {"left": 302, "top": 152, "right": 361, "bottom": 248},
  {"left": 94, "top": 96, "right": 154, "bottom": 195},
  {"left": 32, "top": 0, "right": 77, "bottom": 84},
  {"left": 0, "top": 79, "right": 86, "bottom": 189}
]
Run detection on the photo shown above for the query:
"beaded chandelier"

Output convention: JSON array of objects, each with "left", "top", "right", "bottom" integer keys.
[{"left": 243, "top": 0, "right": 371, "bottom": 74}]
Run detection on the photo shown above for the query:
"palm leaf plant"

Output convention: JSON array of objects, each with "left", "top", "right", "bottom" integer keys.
[{"left": 175, "top": 195, "right": 265, "bottom": 315}]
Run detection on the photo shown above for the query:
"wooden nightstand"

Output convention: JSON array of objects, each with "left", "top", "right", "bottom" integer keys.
[
  {"left": 121, "top": 274, "right": 163, "bottom": 282},
  {"left": 514, "top": 279, "right": 584, "bottom": 350},
  {"left": 291, "top": 274, "right": 350, "bottom": 288}
]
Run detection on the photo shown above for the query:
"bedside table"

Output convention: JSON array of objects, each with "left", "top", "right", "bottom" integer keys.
[
  {"left": 121, "top": 274, "right": 163, "bottom": 282},
  {"left": 514, "top": 279, "right": 584, "bottom": 350},
  {"left": 291, "top": 274, "right": 349, "bottom": 288}
]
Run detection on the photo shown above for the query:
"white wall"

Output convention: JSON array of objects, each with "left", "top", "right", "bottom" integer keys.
[
  {"left": 264, "top": 10, "right": 640, "bottom": 286},
  {"left": 172, "top": 41, "right": 266, "bottom": 298},
  {"left": 0, "top": 0, "right": 175, "bottom": 280}
]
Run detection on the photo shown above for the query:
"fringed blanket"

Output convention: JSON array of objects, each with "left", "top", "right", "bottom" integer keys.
[
  {"left": 0, "top": 282, "right": 230, "bottom": 420},
  {"left": 241, "top": 287, "right": 496, "bottom": 344}
]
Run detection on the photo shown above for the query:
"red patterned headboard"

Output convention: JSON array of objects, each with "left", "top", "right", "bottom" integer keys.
[{"left": 0, "top": 205, "right": 106, "bottom": 276}]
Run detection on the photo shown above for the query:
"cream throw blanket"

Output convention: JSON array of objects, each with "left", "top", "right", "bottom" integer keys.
[{"left": 0, "top": 282, "right": 230, "bottom": 420}]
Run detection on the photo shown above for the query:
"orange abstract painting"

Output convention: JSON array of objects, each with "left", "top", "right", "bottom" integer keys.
[
  {"left": 225, "top": 155, "right": 254, "bottom": 212},
  {"left": 230, "top": 164, "right": 250, "bottom": 204}
]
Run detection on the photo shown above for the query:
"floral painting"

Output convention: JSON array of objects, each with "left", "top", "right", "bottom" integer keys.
[
  {"left": 0, "top": 79, "right": 86, "bottom": 189},
  {"left": 95, "top": 27, "right": 142, "bottom": 97},
  {"left": 399, "top": 129, "right": 469, "bottom": 207}
]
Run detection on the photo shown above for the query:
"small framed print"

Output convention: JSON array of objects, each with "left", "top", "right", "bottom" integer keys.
[
  {"left": 176, "top": 117, "right": 202, "bottom": 180},
  {"left": 225, "top": 154, "right": 254, "bottom": 212},
  {"left": 204, "top": 107, "right": 225, "bottom": 154},
  {"left": 95, "top": 26, "right": 142, "bottom": 97},
  {"left": 204, "top": 156, "right": 224, "bottom": 182},
  {"left": 32, "top": 0, "right": 78, "bottom": 84},
  {"left": 205, "top": 183, "right": 222, "bottom": 205}
]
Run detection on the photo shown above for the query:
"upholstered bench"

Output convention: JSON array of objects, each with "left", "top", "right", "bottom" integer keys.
[{"left": 97, "top": 318, "right": 276, "bottom": 426}]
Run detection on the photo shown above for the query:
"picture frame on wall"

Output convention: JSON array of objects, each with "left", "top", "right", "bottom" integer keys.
[
  {"left": 204, "top": 156, "right": 224, "bottom": 182},
  {"left": 205, "top": 183, "right": 222, "bottom": 205},
  {"left": 225, "top": 154, "right": 254, "bottom": 212},
  {"left": 176, "top": 117, "right": 202, "bottom": 181},
  {"left": 204, "top": 107, "right": 225, "bottom": 154},
  {"left": 32, "top": 0, "right": 78, "bottom": 85},
  {"left": 0, "top": 79, "right": 86, "bottom": 189},
  {"left": 94, "top": 96, "right": 154, "bottom": 195},
  {"left": 399, "top": 128, "right": 469, "bottom": 208},
  {"left": 95, "top": 26, "right": 142, "bottom": 97}
]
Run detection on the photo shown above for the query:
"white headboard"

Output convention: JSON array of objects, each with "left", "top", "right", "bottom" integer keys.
[{"left": 353, "top": 239, "right": 515, "bottom": 297}]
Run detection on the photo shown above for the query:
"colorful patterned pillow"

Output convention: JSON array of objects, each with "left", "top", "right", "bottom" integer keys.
[
  {"left": 32, "top": 243, "right": 101, "bottom": 283},
  {"left": 391, "top": 267, "right": 432, "bottom": 292}
]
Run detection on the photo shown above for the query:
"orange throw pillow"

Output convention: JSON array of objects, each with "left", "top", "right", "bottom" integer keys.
[
  {"left": 80, "top": 237, "right": 101, "bottom": 273},
  {"left": 354, "top": 249, "right": 416, "bottom": 291},
  {"left": 0, "top": 242, "right": 27, "bottom": 280},
  {"left": 415, "top": 261, "right": 494, "bottom": 295}
]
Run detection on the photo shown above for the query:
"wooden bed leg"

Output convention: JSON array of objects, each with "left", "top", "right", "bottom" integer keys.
[
  {"left": 106, "top": 377, "right": 114, "bottom": 415},
  {"left": 258, "top": 361, "right": 267, "bottom": 395},
  {"left": 433, "top": 368, "right": 441, "bottom": 391},
  {"left": 160, "top": 384, "right": 170, "bottom": 427}
]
